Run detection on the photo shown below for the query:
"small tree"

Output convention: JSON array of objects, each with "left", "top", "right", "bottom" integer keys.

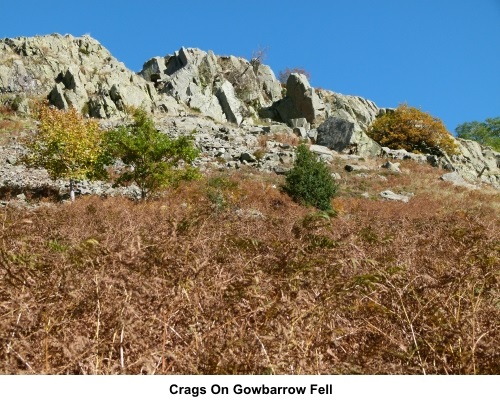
[
  {"left": 23, "top": 103, "right": 108, "bottom": 201},
  {"left": 456, "top": 117, "right": 500, "bottom": 152},
  {"left": 250, "top": 45, "right": 269, "bottom": 67},
  {"left": 105, "top": 108, "right": 200, "bottom": 199},
  {"left": 283, "top": 144, "right": 337, "bottom": 211},
  {"left": 367, "top": 103, "right": 459, "bottom": 156}
]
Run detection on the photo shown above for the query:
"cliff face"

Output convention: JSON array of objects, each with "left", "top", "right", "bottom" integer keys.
[
  {"left": 139, "top": 47, "right": 283, "bottom": 124},
  {"left": 0, "top": 33, "right": 498, "bottom": 189},
  {"left": 0, "top": 34, "right": 155, "bottom": 117},
  {"left": 0, "top": 34, "right": 285, "bottom": 124},
  {"left": 0, "top": 33, "right": 380, "bottom": 129}
]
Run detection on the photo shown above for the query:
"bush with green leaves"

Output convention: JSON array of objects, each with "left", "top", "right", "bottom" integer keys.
[
  {"left": 283, "top": 144, "right": 338, "bottom": 211},
  {"left": 456, "top": 117, "right": 500, "bottom": 152},
  {"left": 105, "top": 109, "right": 200, "bottom": 199}
]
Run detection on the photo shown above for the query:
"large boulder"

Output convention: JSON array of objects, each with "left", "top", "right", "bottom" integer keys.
[
  {"left": 218, "top": 55, "right": 262, "bottom": 105},
  {"left": 379, "top": 190, "right": 411, "bottom": 203},
  {"left": 158, "top": 47, "right": 212, "bottom": 101},
  {"left": 317, "top": 89, "right": 380, "bottom": 130},
  {"left": 440, "top": 172, "right": 478, "bottom": 190},
  {"left": 188, "top": 91, "right": 225, "bottom": 122},
  {"left": 274, "top": 97, "right": 301, "bottom": 124},
  {"left": 88, "top": 90, "right": 119, "bottom": 118},
  {"left": 47, "top": 66, "right": 92, "bottom": 113},
  {"left": 140, "top": 57, "right": 168, "bottom": 83},
  {"left": 163, "top": 49, "right": 220, "bottom": 119},
  {"left": 275, "top": 73, "right": 326, "bottom": 125},
  {"left": 253, "top": 63, "right": 282, "bottom": 104},
  {"left": 216, "top": 80, "right": 244, "bottom": 125},
  {"left": 316, "top": 114, "right": 381, "bottom": 157},
  {"left": 48, "top": 83, "right": 68, "bottom": 110}
]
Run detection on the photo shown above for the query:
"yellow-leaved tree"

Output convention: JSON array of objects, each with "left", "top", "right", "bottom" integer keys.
[
  {"left": 23, "top": 103, "right": 109, "bottom": 200},
  {"left": 367, "top": 103, "right": 459, "bottom": 156}
]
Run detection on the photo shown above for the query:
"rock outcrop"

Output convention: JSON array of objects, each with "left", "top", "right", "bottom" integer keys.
[
  {"left": 273, "top": 73, "right": 326, "bottom": 125},
  {"left": 316, "top": 116, "right": 381, "bottom": 157},
  {"left": 0, "top": 34, "right": 156, "bottom": 117},
  {"left": 318, "top": 89, "right": 380, "bottom": 130},
  {"left": 0, "top": 34, "right": 380, "bottom": 133},
  {"left": 440, "top": 172, "right": 478, "bottom": 190},
  {"left": 1, "top": 33, "right": 499, "bottom": 196},
  {"left": 381, "top": 140, "right": 500, "bottom": 188},
  {"left": 312, "top": 89, "right": 383, "bottom": 157},
  {"left": 259, "top": 77, "right": 384, "bottom": 157},
  {"left": 449, "top": 139, "right": 500, "bottom": 185},
  {"left": 139, "top": 47, "right": 282, "bottom": 125}
]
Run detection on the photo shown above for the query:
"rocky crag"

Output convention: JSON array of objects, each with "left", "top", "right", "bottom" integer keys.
[{"left": 0, "top": 34, "right": 498, "bottom": 201}]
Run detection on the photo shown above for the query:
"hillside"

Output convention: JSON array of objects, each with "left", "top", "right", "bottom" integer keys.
[
  {"left": 1, "top": 33, "right": 499, "bottom": 197},
  {"left": 0, "top": 34, "right": 499, "bottom": 374}
]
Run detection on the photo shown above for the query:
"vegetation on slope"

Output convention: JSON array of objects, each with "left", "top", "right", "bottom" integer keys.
[
  {"left": 456, "top": 117, "right": 500, "bottom": 152},
  {"left": 282, "top": 143, "right": 337, "bottom": 211},
  {"left": 367, "top": 104, "right": 459, "bottom": 156},
  {"left": 105, "top": 108, "right": 200, "bottom": 199},
  {"left": 21, "top": 103, "right": 109, "bottom": 200},
  {"left": 1, "top": 167, "right": 498, "bottom": 375}
]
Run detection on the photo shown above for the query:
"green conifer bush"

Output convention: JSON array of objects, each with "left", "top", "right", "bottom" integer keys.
[{"left": 283, "top": 144, "right": 337, "bottom": 211}]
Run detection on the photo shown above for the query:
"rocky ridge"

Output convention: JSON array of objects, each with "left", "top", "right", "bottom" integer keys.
[
  {"left": 0, "top": 34, "right": 156, "bottom": 117},
  {"left": 1, "top": 34, "right": 499, "bottom": 201}
]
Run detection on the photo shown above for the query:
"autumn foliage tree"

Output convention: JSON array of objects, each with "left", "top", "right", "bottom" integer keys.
[
  {"left": 23, "top": 103, "right": 109, "bottom": 200},
  {"left": 367, "top": 104, "right": 459, "bottom": 156}
]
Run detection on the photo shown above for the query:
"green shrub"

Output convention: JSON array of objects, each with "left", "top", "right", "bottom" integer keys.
[
  {"left": 105, "top": 108, "right": 200, "bottom": 199},
  {"left": 282, "top": 144, "right": 337, "bottom": 211}
]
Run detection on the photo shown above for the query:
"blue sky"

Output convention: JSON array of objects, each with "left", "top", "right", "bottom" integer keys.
[{"left": 2, "top": 0, "right": 499, "bottom": 134}]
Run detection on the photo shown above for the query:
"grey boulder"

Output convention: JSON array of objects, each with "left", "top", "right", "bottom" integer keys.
[
  {"left": 379, "top": 190, "right": 411, "bottom": 203},
  {"left": 275, "top": 73, "right": 326, "bottom": 125},
  {"left": 316, "top": 115, "right": 381, "bottom": 157}
]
